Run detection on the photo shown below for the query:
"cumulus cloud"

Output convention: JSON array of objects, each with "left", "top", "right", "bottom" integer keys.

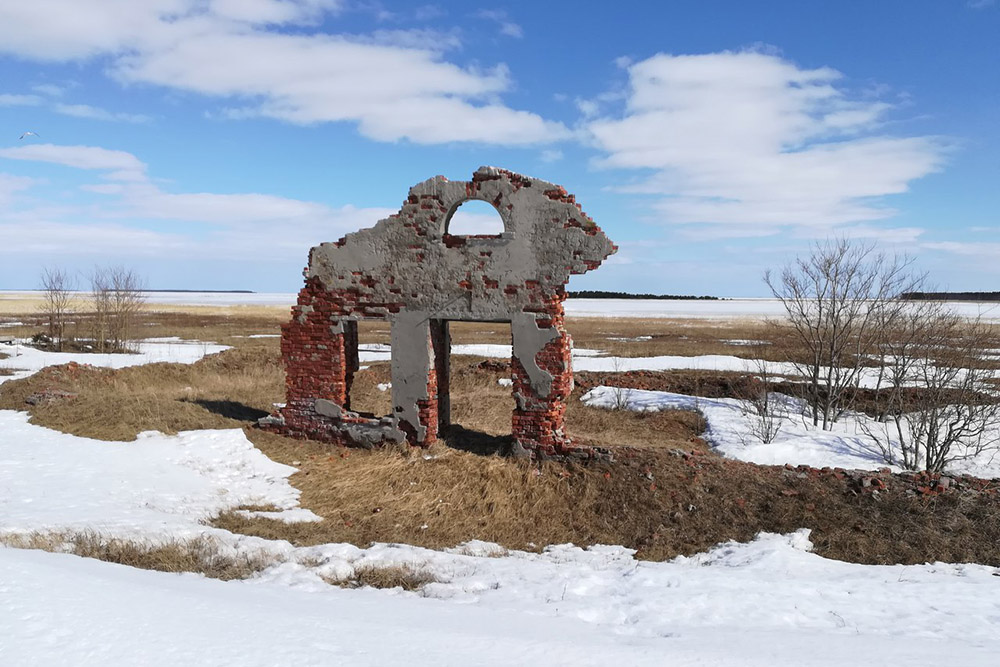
[
  {"left": 922, "top": 241, "right": 1000, "bottom": 256},
  {"left": 0, "top": 93, "right": 42, "bottom": 107},
  {"left": 0, "top": 173, "right": 36, "bottom": 206},
  {"left": 52, "top": 103, "right": 151, "bottom": 123},
  {"left": 0, "top": 0, "right": 564, "bottom": 145},
  {"left": 2, "top": 86, "right": 144, "bottom": 123},
  {"left": 31, "top": 83, "right": 66, "bottom": 97},
  {"left": 475, "top": 9, "right": 523, "bottom": 39},
  {"left": 0, "top": 221, "right": 188, "bottom": 256},
  {"left": 587, "top": 51, "right": 947, "bottom": 230},
  {"left": 0, "top": 142, "right": 394, "bottom": 260},
  {"left": 0, "top": 144, "right": 147, "bottom": 180}
]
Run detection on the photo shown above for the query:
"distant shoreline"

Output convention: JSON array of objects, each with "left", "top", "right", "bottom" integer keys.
[
  {"left": 568, "top": 290, "right": 721, "bottom": 301},
  {"left": 902, "top": 292, "right": 1000, "bottom": 302},
  {"left": 0, "top": 289, "right": 256, "bottom": 294},
  {"left": 143, "top": 289, "right": 256, "bottom": 294}
]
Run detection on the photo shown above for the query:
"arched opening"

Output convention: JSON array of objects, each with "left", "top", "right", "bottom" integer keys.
[{"left": 445, "top": 199, "right": 505, "bottom": 237}]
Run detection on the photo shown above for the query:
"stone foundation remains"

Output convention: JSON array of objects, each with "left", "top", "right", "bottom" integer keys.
[{"left": 261, "top": 166, "right": 615, "bottom": 459}]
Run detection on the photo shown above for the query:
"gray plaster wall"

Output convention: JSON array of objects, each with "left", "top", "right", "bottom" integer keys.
[{"left": 307, "top": 166, "right": 615, "bottom": 321}]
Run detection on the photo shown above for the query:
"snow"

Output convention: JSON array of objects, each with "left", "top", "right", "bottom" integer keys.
[
  {"left": 4, "top": 331, "right": 1000, "bottom": 664},
  {"left": 0, "top": 337, "right": 230, "bottom": 383},
  {"left": 4, "top": 529, "right": 1000, "bottom": 666},
  {"left": 581, "top": 386, "right": 1000, "bottom": 478},
  {"left": 0, "top": 411, "right": 316, "bottom": 538},
  {"left": 564, "top": 298, "right": 1000, "bottom": 321}
]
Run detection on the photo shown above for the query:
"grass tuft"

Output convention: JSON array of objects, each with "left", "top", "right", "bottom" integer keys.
[
  {"left": 0, "top": 531, "right": 275, "bottom": 580},
  {"left": 322, "top": 563, "right": 438, "bottom": 591}
]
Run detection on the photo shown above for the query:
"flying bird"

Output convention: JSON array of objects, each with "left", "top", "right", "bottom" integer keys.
[{"left": 18, "top": 131, "right": 40, "bottom": 140}]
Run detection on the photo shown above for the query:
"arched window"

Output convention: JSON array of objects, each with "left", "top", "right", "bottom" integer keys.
[{"left": 446, "top": 199, "right": 505, "bottom": 237}]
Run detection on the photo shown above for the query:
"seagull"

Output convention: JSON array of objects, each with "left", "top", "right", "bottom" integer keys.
[{"left": 18, "top": 131, "right": 40, "bottom": 140}]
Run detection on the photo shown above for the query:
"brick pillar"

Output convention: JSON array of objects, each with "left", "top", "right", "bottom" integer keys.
[
  {"left": 273, "top": 279, "right": 355, "bottom": 441},
  {"left": 510, "top": 304, "right": 574, "bottom": 458}
]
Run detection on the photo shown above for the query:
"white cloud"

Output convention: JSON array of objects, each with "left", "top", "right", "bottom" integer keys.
[
  {"left": 799, "top": 224, "right": 925, "bottom": 244},
  {"left": 209, "top": 0, "right": 341, "bottom": 25},
  {"left": 922, "top": 241, "right": 1000, "bottom": 256},
  {"left": 0, "top": 93, "right": 42, "bottom": 106},
  {"left": 475, "top": 9, "right": 523, "bottom": 39},
  {"left": 587, "top": 51, "right": 946, "bottom": 229},
  {"left": 539, "top": 149, "right": 563, "bottom": 163},
  {"left": 576, "top": 99, "right": 599, "bottom": 118},
  {"left": 31, "top": 83, "right": 65, "bottom": 97},
  {"left": 414, "top": 5, "right": 444, "bottom": 21},
  {"left": 0, "top": 173, "right": 36, "bottom": 205},
  {"left": 0, "top": 221, "right": 188, "bottom": 256},
  {"left": 52, "top": 103, "right": 151, "bottom": 123},
  {"left": 0, "top": 142, "right": 395, "bottom": 260},
  {"left": 0, "top": 144, "right": 147, "bottom": 181},
  {"left": 0, "top": 1, "right": 564, "bottom": 145},
  {"left": 499, "top": 22, "right": 523, "bottom": 38}
]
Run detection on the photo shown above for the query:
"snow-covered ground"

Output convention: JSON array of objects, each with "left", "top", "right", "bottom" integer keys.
[
  {"left": 0, "top": 337, "right": 229, "bottom": 383},
  {"left": 5, "top": 529, "right": 1000, "bottom": 666},
  {"left": 3, "top": 339, "right": 1000, "bottom": 665},
  {"left": 582, "top": 386, "right": 1000, "bottom": 478}
]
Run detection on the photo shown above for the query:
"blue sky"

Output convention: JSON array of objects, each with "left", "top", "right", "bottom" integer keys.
[{"left": 0, "top": 0, "right": 997, "bottom": 295}]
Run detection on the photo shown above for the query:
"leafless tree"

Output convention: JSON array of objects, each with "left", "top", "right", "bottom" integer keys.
[
  {"left": 765, "top": 238, "right": 922, "bottom": 430},
  {"left": 863, "top": 304, "right": 1000, "bottom": 472},
  {"left": 738, "top": 346, "right": 784, "bottom": 445},
  {"left": 39, "top": 267, "right": 75, "bottom": 351},
  {"left": 90, "top": 266, "right": 146, "bottom": 353}
]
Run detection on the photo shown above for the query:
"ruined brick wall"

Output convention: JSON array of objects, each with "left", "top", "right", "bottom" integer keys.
[{"left": 261, "top": 167, "right": 616, "bottom": 459}]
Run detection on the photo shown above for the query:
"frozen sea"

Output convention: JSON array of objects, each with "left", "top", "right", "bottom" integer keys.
[{"left": 6, "top": 291, "right": 1000, "bottom": 321}]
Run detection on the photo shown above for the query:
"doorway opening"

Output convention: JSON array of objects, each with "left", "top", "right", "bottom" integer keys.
[{"left": 436, "top": 320, "right": 515, "bottom": 455}]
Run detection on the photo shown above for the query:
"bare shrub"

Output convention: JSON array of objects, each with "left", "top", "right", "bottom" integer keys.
[
  {"left": 608, "top": 355, "right": 632, "bottom": 411},
  {"left": 738, "top": 347, "right": 783, "bottom": 445},
  {"left": 863, "top": 304, "right": 1000, "bottom": 472},
  {"left": 90, "top": 265, "right": 146, "bottom": 353},
  {"left": 765, "top": 238, "right": 922, "bottom": 430},
  {"left": 38, "top": 267, "right": 75, "bottom": 351}
]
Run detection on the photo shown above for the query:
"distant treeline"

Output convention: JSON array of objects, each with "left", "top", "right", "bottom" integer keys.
[
  {"left": 568, "top": 290, "right": 720, "bottom": 301},
  {"left": 901, "top": 291, "right": 1000, "bottom": 302},
  {"left": 144, "top": 289, "right": 256, "bottom": 294}
]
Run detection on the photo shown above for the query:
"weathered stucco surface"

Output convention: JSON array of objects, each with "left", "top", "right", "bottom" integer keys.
[{"left": 262, "top": 166, "right": 615, "bottom": 459}]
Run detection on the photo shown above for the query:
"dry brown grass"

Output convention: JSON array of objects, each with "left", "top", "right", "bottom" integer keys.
[
  {"left": 0, "top": 531, "right": 274, "bottom": 580},
  {"left": 323, "top": 563, "right": 439, "bottom": 591},
  {"left": 215, "top": 434, "right": 1000, "bottom": 566},
  {"left": 0, "top": 346, "right": 285, "bottom": 440}
]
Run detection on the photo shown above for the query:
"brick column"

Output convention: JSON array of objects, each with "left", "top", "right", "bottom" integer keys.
[
  {"left": 270, "top": 279, "right": 355, "bottom": 440},
  {"left": 510, "top": 304, "right": 574, "bottom": 458}
]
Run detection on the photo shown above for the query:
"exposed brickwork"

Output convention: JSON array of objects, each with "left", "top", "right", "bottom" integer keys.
[{"left": 261, "top": 167, "right": 616, "bottom": 460}]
